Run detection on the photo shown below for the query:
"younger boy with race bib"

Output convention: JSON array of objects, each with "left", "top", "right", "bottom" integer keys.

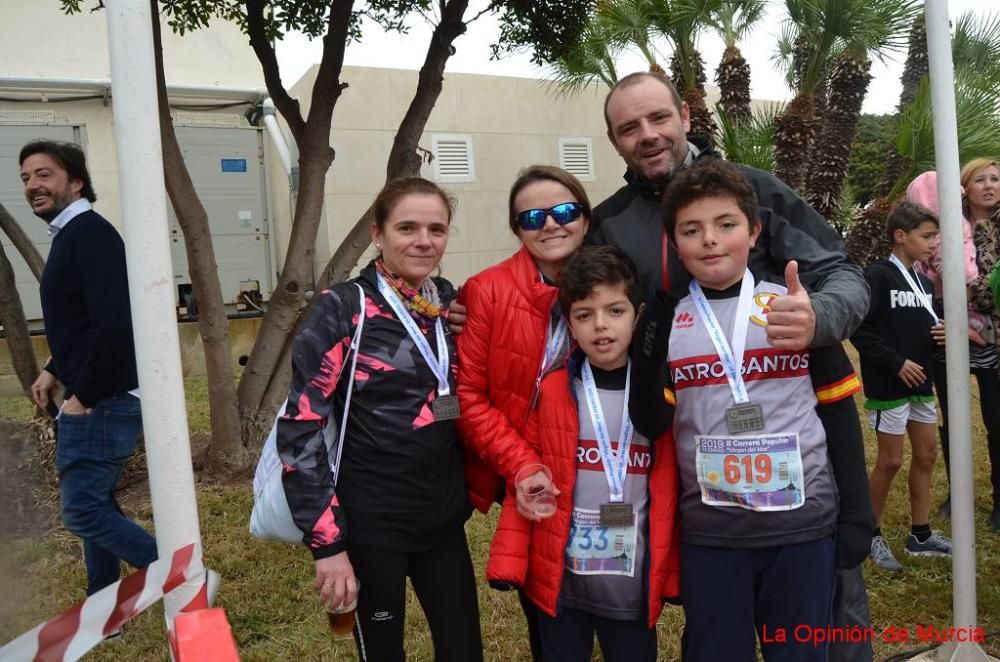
[
  {"left": 629, "top": 159, "right": 862, "bottom": 661},
  {"left": 850, "top": 201, "right": 951, "bottom": 572},
  {"left": 487, "top": 245, "right": 681, "bottom": 662}
]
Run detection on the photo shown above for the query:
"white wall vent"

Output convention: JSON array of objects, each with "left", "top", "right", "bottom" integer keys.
[
  {"left": 0, "top": 110, "right": 63, "bottom": 125},
  {"left": 431, "top": 134, "right": 475, "bottom": 182},
  {"left": 170, "top": 111, "right": 249, "bottom": 128},
  {"left": 559, "top": 138, "right": 594, "bottom": 181}
]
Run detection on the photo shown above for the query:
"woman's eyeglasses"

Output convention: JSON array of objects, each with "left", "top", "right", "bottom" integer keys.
[{"left": 516, "top": 202, "right": 584, "bottom": 231}]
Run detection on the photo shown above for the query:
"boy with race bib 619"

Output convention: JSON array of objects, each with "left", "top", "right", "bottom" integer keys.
[{"left": 630, "top": 159, "right": 863, "bottom": 662}]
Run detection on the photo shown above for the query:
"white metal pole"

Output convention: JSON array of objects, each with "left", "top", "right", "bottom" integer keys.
[
  {"left": 924, "top": 2, "right": 990, "bottom": 661},
  {"left": 104, "top": 1, "right": 205, "bottom": 626}
]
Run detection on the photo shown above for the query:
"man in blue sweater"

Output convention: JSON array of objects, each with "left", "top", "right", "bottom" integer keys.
[{"left": 20, "top": 140, "right": 157, "bottom": 596}]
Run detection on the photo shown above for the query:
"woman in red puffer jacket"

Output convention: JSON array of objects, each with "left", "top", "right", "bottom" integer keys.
[{"left": 456, "top": 165, "right": 592, "bottom": 660}]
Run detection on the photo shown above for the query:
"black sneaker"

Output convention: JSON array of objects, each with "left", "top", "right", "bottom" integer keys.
[
  {"left": 905, "top": 531, "right": 952, "bottom": 557},
  {"left": 990, "top": 505, "right": 1000, "bottom": 533}
]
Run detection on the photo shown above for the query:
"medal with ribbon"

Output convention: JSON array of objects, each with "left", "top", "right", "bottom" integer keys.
[
  {"left": 689, "top": 270, "right": 764, "bottom": 434},
  {"left": 376, "top": 273, "right": 459, "bottom": 420},
  {"left": 581, "top": 359, "right": 635, "bottom": 527},
  {"left": 527, "top": 306, "right": 569, "bottom": 414}
]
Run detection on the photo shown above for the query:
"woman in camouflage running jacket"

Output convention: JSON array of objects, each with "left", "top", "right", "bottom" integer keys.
[{"left": 277, "top": 178, "right": 482, "bottom": 661}]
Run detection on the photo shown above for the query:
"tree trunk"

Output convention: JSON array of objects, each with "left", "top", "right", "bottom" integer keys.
[
  {"left": 322, "top": 0, "right": 471, "bottom": 287},
  {"left": 0, "top": 240, "right": 39, "bottom": 404},
  {"left": 150, "top": 0, "right": 246, "bottom": 472},
  {"left": 237, "top": 126, "right": 335, "bottom": 448},
  {"left": 846, "top": 196, "right": 894, "bottom": 268},
  {"left": 671, "top": 48, "right": 716, "bottom": 146},
  {"left": 235, "top": 0, "right": 354, "bottom": 450},
  {"left": 0, "top": 204, "right": 45, "bottom": 282},
  {"left": 806, "top": 55, "right": 873, "bottom": 226},
  {"left": 248, "top": 0, "right": 472, "bottom": 451},
  {"left": 773, "top": 94, "right": 816, "bottom": 193},
  {"left": 879, "top": 15, "right": 928, "bottom": 197},
  {"left": 715, "top": 45, "right": 751, "bottom": 122}
]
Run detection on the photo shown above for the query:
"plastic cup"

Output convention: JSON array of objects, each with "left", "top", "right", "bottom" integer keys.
[
  {"left": 515, "top": 463, "right": 557, "bottom": 517},
  {"left": 326, "top": 605, "right": 356, "bottom": 637},
  {"left": 325, "top": 582, "right": 359, "bottom": 638}
]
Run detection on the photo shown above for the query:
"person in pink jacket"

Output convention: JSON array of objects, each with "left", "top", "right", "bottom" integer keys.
[
  {"left": 907, "top": 171, "right": 979, "bottom": 295},
  {"left": 905, "top": 170, "right": 988, "bottom": 519}
]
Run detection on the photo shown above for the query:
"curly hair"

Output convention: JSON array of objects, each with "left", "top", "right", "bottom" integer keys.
[{"left": 661, "top": 159, "right": 759, "bottom": 240}]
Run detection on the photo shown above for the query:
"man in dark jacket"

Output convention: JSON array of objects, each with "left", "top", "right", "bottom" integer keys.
[
  {"left": 591, "top": 71, "right": 869, "bottom": 350},
  {"left": 20, "top": 140, "right": 157, "bottom": 596},
  {"left": 593, "top": 72, "right": 875, "bottom": 662}
]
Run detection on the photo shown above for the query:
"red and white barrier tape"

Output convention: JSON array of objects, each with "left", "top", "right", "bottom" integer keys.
[{"left": 0, "top": 543, "right": 205, "bottom": 662}]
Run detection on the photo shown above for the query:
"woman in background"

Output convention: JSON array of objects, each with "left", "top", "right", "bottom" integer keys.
[{"left": 953, "top": 158, "right": 1000, "bottom": 531}]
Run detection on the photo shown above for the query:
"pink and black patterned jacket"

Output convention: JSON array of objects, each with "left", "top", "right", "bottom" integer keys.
[{"left": 277, "top": 262, "right": 469, "bottom": 559}]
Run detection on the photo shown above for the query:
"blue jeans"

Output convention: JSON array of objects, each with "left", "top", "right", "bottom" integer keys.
[{"left": 56, "top": 394, "right": 158, "bottom": 595}]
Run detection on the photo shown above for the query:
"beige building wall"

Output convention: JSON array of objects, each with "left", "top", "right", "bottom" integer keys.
[
  {"left": 1, "top": 1, "right": 729, "bottom": 291},
  {"left": 287, "top": 65, "right": 716, "bottom": 286},
  {"left": 0, "top": 1, "right": 261, "bottom": 87}
]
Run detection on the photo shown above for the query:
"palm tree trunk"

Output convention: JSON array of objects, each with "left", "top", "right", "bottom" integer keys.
[
  {"left": 879, "top": 15, "right": 928, "bottom": 197},
  {"left": 715, "top": 45, "right": 751, "bottom": 121},
  {"left": 671, "top": 49, "right": 716, "bottom": 146},
  {"left": 806, "top": 55, "right": 873, "bottom": 226},
  {"left": 773, "top": 94, "right": 816, "bottom": 193},
  {"left": 846, "top": 197, "right": 894, "bottom": 268}
]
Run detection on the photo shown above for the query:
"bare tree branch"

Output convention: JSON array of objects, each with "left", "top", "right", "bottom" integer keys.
[
  {"left": 245, "top": 0, "right": 305, "bottom": 143},
  {"left": 308, "top": 0, "right": 354, "bottom": 129},
  {"left": 466, "top": 5, "right": 492, "bottom": 24}
]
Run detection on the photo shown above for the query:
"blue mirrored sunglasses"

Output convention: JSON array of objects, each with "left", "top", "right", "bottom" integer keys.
[{"left": 516, "top": 202, "right": 584, "bottom": 231}]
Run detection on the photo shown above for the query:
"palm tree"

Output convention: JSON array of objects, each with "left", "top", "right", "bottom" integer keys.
[
  {"left": 593, "top": 0, "right": 663, "bottom": 72},
  {"left": 847, "top": 11, "right": 1000, "bottom": 265},
  {"left": 888, "top": 71, "right": 1000, "bottom": 197},
  {"left": 881, "top": 10, "right": 997, "bottom": 198},
  {"left": 877, "top": 14, "right": 929, "bottom": 198},
  {"left": 804, "top": 53, "right": 874, "bottom": 225},
  {"left": 545, "top": 19, "right": 622, "bottom": 96},
  {"left": 647, "top": 0, "right": 720, "bottom": 144},
  {"left": 772, "top": 0, "right": 918, "bottom": 194},
  {"left": 707, "top": 0, "right": 767, "bottom": 121},
  {"left": 951, "top": 10, "right": 1000, "bottom": 83},
  {"left": 714, "top": 101, "right": 783, "bottom": 171}
]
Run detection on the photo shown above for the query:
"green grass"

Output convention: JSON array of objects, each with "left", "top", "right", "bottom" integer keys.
[{"left": 2, "top": 366, "right": 1000, "bottom": 661}]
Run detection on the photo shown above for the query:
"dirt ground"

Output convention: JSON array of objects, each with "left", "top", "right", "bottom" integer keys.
[{"left": 0, "top": 419, "right": 215, "bottom": 633}]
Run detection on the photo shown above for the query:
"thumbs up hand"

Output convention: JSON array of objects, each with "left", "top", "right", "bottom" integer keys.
[{"left": 765, "top": 261, "right": 816, "bottom": 350}]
